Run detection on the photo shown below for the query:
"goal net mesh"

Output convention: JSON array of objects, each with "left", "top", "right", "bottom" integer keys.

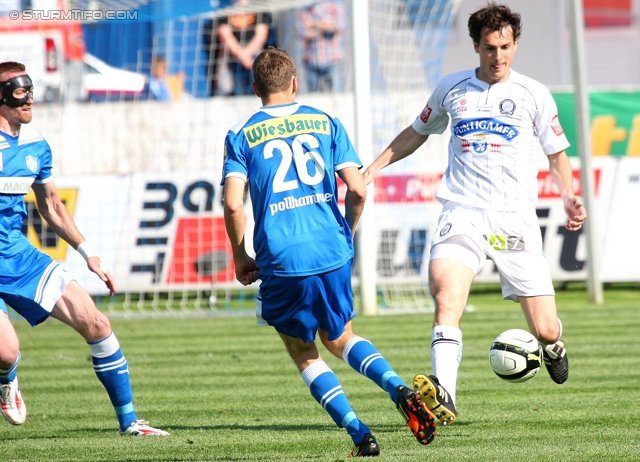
[{"left": 10, "top": 0, "right": 460, "bottom": 317}]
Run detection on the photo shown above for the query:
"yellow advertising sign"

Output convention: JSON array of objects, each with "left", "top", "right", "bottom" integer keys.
[
  {"left": 553, "top": 91, "right": 640, "bottom": 157},
  {"left": 23, "top": 188, "right": 78, "bottom": 261}
]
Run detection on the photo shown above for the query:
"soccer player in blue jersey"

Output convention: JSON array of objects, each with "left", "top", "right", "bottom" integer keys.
[
  {"left": 0, "top": 62, "right": 168, "bottom": 436},
  {"left": 222, "top": 47, "right": 436, "bottom": 457}
]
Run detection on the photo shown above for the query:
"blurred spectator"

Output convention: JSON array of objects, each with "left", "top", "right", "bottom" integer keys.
[
  {"left": 216, "top": 1, "right": 272, "bottom": 96},
  {"left": 202, "top": 18, "right": 221, "bottom": 96},
  {"left": 296, "top": 1, "right": 346, "bottom": 93},
  {"left": 149, "top": 56, "right": 171, "bottom": 101}
]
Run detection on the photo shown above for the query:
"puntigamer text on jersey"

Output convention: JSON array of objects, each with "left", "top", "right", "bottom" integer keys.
[{"left": 453, "top": 117, "right": 520, "bottom": 141}]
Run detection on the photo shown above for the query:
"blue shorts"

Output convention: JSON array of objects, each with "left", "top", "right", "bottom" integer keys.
[
  {"left": 0, "top": 245, "right": 74, "bottom": 326},
  {"left": 256, "top": 261, "right": 356, "bottom": 343}
]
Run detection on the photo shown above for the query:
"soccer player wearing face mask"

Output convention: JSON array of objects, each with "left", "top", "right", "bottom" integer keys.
[{"left": 0, "top": 62, "right": 168, "bottom": 436}]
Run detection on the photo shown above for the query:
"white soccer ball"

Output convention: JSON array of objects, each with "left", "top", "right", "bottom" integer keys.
[{"left": 489, "top": 329, "right": 543, "bottom": 383}]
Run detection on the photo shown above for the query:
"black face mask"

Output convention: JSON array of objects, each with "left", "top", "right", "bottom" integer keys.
[{"left": 0, "top": 75, "right": 34, "bottom": 108}]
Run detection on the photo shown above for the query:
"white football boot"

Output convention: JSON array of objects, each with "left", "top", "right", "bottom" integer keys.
[
  {"left": 120, "top": 420, "right": 170, "bottom": 436},
  {"left": 0, "top": 378, "right": 27, "bottom": 425}
]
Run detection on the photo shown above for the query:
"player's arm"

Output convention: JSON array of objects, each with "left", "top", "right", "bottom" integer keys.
[
  {"left": 245, "top": 23, "right": 269, "bottom": 57},
  {"left": 363, "top": 125, "right": 429, "bottom": 185},
  {"left": 547, "top": 150, "right": 587, "bottom": 231},
  {"left": 337, "top": 166, "right": 366, "bottom": 236},
  {"left": 31, "top": 181, "right": 116, "bottom": 295},
  {"left": 223, "top": 177, "right": 259, "bottom": 285}
]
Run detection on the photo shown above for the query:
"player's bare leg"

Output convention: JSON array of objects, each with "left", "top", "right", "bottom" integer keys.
[
  {"left": 49, "top": 281, "right": 168, "bottom": 435},
  {"left": 50, "top": 281, "right": 111, "bottom": 342},
  {"left": 279, "top": 332, "right": 380, "bottom": 455},
  {"left": 321, "top": 323, "right": 437, "bottom": 445},
  {"left": 421, "top": 257, "right": 474, "bottom": 410},
  {"left": 520, "top": 295, "right": 568, "bottom": 384},
  {"left": 0, "top": 312, "right": 20, "bottom": 370},
  {"left": 0, "top": 312, "right": 25, "bottom": 425},
  {"left": 520, "top": 295, "right": 561, "bottom": 344},
  {"left": 318, "top": 321, "right": 357, "bottom": 359},
  {"left": 430, "top": 258, "right": 475, "bottom": 328}
]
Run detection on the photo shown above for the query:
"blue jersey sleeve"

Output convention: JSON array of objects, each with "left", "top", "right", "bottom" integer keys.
[
  {"left": 34, "top": 140, "right": 53, "bottom": 183},
  {"left": 331, "top": 117, "right": 362, "bottom": 171},
  {"left": 221, "top": 130, "right": 248, "bottom": 185}
]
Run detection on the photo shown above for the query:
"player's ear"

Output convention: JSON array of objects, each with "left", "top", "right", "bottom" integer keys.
[
  {"left": 252, "top": 81, "right": 261, "bottom": 98},
  {"left": 291, "top": 76, "right": 298, "bottom": 95}
]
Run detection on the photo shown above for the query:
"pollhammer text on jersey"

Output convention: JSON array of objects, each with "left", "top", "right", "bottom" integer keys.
[{"left": 269, "top": 192, "right": 333, "bottom": 216}]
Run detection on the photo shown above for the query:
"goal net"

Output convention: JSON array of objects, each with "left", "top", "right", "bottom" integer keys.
[
  {"left": 362, "top": 0, "right": 460, "bottom": 313},
  {"left": 9, "top": 0, "right": 460, "bottom": 317}
]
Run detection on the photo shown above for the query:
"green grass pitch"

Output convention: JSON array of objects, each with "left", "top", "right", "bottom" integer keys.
[{"left": 1, "top": 284, "right": 639, "bottom": 461}]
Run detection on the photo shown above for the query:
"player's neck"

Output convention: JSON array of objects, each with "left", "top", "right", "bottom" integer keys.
[
  {"left": 0, "top": 119, "right": 20, "bottom": 137},
  {"left": 261, "top": 91, "right": 296, "bottom": 107}
]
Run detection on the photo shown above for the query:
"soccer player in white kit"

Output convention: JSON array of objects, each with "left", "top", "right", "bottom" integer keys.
[
  {"left": 363, "top": 3, "right": 587, "bottom": 425},
  {"left": 0, "top": 62, "right": 168, "bottom": 436}
]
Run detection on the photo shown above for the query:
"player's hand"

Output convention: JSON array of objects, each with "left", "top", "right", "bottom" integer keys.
[
  {"left": 362, "top": 167, "right": 375, "bottom": 186},
  {"left": 87, "top": 256, "right": 117, "bottom": 296},
  {"left": 563, "top": 195, "right": 587, "bottom": 231},
  {"left": 235, "top": 256, "right": 260, "bottom": 286}
]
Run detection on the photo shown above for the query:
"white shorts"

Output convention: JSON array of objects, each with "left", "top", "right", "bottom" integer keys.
[{"left": 430, "top": 201, "right": 554, "bottom": 301}]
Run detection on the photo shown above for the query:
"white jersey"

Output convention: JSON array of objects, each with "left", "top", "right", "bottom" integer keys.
[{"left": 412, "top": 69, "right": 569, "bottom": 212}]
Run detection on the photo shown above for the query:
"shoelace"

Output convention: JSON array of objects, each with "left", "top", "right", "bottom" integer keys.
[
  {"left": 0, "top": 383, "right": 16, "bottom": 405},
  {"left": 131, "top": 419, "right": 150, "bottom": 427}
]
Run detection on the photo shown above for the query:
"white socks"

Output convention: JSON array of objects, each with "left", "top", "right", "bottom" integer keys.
[{"left": 431, "top": 325, "right": 463, "bottom": 405}]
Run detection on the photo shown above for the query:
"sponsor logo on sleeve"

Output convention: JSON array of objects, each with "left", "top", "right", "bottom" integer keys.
[
  {"left": 551, "top": 115, "right": 565, "bottom": 136},
  {"left": 420, "top": 104, "right": 433, "bottom": 123}
]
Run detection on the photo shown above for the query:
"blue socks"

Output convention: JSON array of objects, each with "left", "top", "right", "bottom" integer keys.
[
  {"left": 343, "top": 337, "right": 405, "bottom": 404},
  {"left": 88, "top": 332, "right": 137, "bottom": 432},
  {"left": 301, "top": 361, "right": 371, "bottom": 444},
  {"left": 0, "top": 351, "right": 20, "bottom": 384}
]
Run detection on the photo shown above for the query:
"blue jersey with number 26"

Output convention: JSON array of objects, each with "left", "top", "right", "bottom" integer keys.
[{"left": 222, "top": 102, "right": 362, "bottom": 277}]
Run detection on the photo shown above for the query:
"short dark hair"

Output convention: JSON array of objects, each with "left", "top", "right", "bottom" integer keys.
[
  {"left": 151, "top": 56, "right": 167, "bottom": 67},
  {"left": 0, "top": 62, "right": 26, "bottom": 81},
  {"left": 468, "top": 2, "right": 522, "bottom": 44},
  {"left": 252, "top": 47, "right": 296, "bottom": 97}
]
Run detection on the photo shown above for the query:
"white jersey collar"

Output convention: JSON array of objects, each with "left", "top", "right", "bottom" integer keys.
[{"left": 260, "top": 102, "right": 301, "bottom": 117}]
